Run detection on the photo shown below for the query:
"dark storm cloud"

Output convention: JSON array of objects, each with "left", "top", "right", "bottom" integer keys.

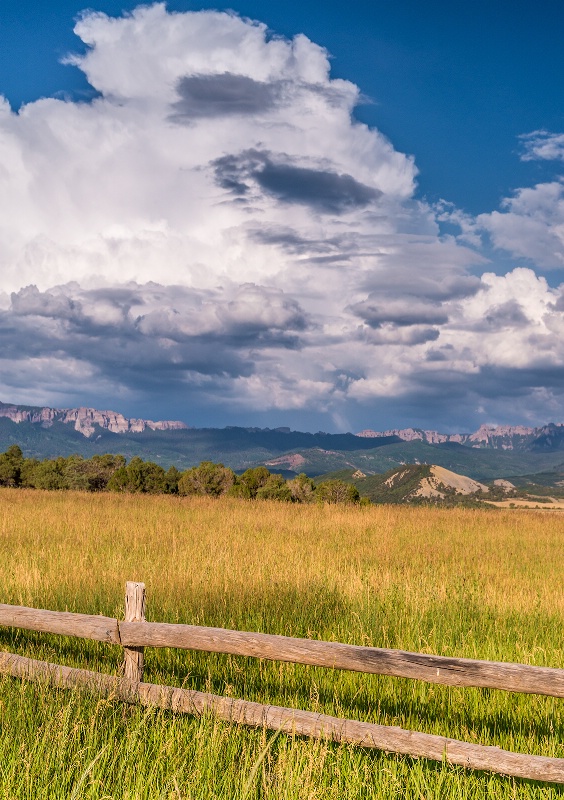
[
  {"left": 212, "top": 149, "right": 380, "bottom": 213},
  {"left": 361, "top": 261, "right": 482, "bottom": 302},
  {"left": 476, "top": 364, "right": 564, "bottom": 397},
  {"left": 2, "top": 282, "right": 310, "bottom": 395},
  {"left": 482, "top": 300, "right": 530, "bottom": 330},
  {"left": 250, "top": 227, "right": 356, "bottom": 259},
  {"left": 251, "top": 228, "right": 483, "bottom": 303},
  {"left": 351, "top": 297, "right": 449, "bottom": 328},
  {"left": 0, "top": 303, "right": 251, "bottom": 381},
  {"left": 170, "top": 73, "right": 354, "bottom": 123},
  {"left": 212, "top": 152, "right": 254, "bottom": 195},
  {"left": 405, "top": 361, "right": 564, "bottom": 405},
  {"left": 250, "top": 227, "right": 381, "bottom": 256},
  {"left": 360, "top": 326, "right": 441, "bottom": 346},
  {"left": 256, "top": 162, "right": 379, "bottom": 212},
  {"left": 172, "top": 73, "right": 281, "bottom": 120}
]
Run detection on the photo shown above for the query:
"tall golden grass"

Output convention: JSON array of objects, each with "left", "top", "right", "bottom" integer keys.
[{"left": 0, "top": 488, "right": 563, "bottom": 797}]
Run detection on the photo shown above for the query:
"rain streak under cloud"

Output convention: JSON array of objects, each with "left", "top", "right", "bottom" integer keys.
[{"left": 1, "top": 3, "right": 564, "bottom": 431}]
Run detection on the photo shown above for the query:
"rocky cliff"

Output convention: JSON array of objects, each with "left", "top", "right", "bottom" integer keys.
[
  {"left": 355, "top": 423, "right": 557, "bottom": 451},
  {"left": 0, "top": 402, "right": 188, "bottom": 438}
]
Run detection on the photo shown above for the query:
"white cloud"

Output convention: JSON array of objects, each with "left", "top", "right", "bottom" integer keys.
[
  {"left": 0, "top": 3, "right": 419, "bottom": 297},
  {"left": 434, "top": 200, "right": 482, "bottom": 247},
  {"left": 1, "top": 4, "right": 564, "bottom": 429},
  {"left": 520, "top": 130, "right": 564, "bottom": 162},
  {"left": 477, "top": 180, "right": 564, "bottom": 268},
  {"left": 475, "top": 131, "right": 564, "bottom": 271}
]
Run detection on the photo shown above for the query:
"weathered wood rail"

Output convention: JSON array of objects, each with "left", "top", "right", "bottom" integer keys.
[
  {"left": 0, "top": 583, "right": 563, "bottom": 783},
  {"left": 3, "top": 600, "right": 564, "bottom": 698}
]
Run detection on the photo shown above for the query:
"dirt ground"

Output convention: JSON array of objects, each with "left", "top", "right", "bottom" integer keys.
[{"left": 484, "top": 497, "right": 564, "bottom": 509}]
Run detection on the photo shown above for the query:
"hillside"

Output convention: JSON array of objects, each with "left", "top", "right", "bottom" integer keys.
[
  {"left": 315, "top": 464, "right": 490, "bottom": 505},
  {"left": 0, "top": 414, "right": 399, "bottom": 472},
  {"left": 261, "top": 440, "right": 564, "bottom": 481},
  {"left": 316, "top": 463, "right": 564, "bottom": 506}
]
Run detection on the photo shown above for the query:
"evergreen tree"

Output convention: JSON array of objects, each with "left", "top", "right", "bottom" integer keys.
[{"left": 0, "top": 445, "right": 24, "bottom": 487}]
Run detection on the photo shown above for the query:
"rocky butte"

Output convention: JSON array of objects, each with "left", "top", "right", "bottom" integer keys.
[
  {"left": 0, "top": 402, "right": 187, "bottom": 439},
  {"left": 355, "top": 424, "right": 560, "bottom": 450}
]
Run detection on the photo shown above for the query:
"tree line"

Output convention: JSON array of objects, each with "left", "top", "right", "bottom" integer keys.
[{"left": 0, "top": 445, "right": 363, "bottom": 504}]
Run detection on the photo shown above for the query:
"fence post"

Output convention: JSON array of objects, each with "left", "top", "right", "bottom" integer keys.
[{"left": 123, "top": 581, "right": 146, "bottom": 682}]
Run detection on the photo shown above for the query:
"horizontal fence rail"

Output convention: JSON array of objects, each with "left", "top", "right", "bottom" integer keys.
[
  {"left": 2, "top": 602, "right": 564, "bottom": 698},
  {"left": 0, "top": 604, "right": 120, "bottom": 644},
  {"left": 1, "top": 649, "right": 563, "bottom": 784},
  {"left": 119, "top": 621, "right": 564, "bottom": 698},
  {"left": 1, "top": 583, "right": 563, "bottom": 784}
]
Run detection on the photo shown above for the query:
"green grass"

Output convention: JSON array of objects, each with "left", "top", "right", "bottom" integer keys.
[{"left": 0, "top": 489, "right": 564, "bottom": 797}]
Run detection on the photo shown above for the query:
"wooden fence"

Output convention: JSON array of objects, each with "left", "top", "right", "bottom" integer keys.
[{"left": 0, "top": 581, "right": 563, "bottom": 783}]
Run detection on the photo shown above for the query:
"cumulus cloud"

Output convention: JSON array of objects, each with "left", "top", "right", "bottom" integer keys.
[
  {"left": 477, "top": 180, "right": 564, "bottom": 268},
  {"left": 473, "top": 129, "right": 564, "bottom": 271},
  {"left": 520, "top": 130, "right": 564, "bottom": 162},
  {"left": 1, "top": 4, "right": 564, "bottom": 429}
]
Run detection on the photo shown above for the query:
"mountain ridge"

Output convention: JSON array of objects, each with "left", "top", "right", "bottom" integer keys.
[
  {"left": 2, "top": 400, "right": 563, "bottom": 450},
  {"left": 356, "top": 423, "right": 564, "bottom": 451},
  {"left": 0, "top": 401, "right": 188, "bottom": 438},
  {"left": 2, "top": 400, "right": 564, "bottom": 481}
]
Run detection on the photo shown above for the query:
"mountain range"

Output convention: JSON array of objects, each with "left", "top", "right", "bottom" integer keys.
[
  {"left": 0, "top": 402, "right": 187, "bottom": 437},
  {"left": 355, "top": 424, "right": 564, "bottom": 451},
  {"left": 2, "top": 400, "right": 564, "bottom": 482}
]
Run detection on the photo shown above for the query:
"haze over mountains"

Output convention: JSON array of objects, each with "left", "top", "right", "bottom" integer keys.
[{"left": 2, "top": 400, "right": 564, "bottom": 482}]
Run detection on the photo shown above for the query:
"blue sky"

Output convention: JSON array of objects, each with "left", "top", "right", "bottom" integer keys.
[
  {"left": 3, "top": 0, "right": 564, "bottom": 215},
  {"left": 0, "top": 1, "right": 563, "bottom": 431}
]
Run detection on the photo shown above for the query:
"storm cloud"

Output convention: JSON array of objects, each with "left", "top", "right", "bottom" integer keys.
[
  {"left": 172, "top": 73, "right": 282, "bottom": 119},
  {"left": 213, "top": 149, "right": 380, "bottom": 212},
  {"left": 1, "top": 4, "right": 564, "bottom": 430},
  {"left": 351, "top": 297, "right": 450, "bottom": 328}
]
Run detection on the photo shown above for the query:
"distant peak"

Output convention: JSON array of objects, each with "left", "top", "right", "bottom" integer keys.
[
  {"left": 355, "top": 423, "right": 562, "bottom": 451},
  {"left": 0, "top": 402, "right": 188, "bottom": 438}
]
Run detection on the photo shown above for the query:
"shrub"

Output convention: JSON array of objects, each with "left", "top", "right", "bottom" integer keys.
[
  {"left": 287, "top": 473, "right": 316, "bottom": 503},
  {"left": 315, "top": 479, "right": 360, "bottom": 505},
  {"left": 107, "top": 457, "right": 167, "bottom": 493},
  {"left": 256, "top": 473, "right": 292, "bottom": 501},
  {"left": 177, "top": 462, "right": 236, "bottom": 496}
]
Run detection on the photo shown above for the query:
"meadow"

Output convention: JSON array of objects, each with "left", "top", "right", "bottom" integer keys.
[{"left": 0, "top": 488, "right": 563, "bottom": 798}]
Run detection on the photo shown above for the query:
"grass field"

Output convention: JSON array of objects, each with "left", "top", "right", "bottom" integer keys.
[{"left": 0, "top": 488, "right": 563, "bottom": 798}]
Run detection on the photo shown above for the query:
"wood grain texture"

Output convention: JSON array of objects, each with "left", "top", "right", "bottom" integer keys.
[
  {"left": 119, "top": 621, "right": 564, "bottom": 697},
  {"left": 123, "top": 582, "right": 145, "bottom": 682},
  {"left": 2, "top": 600, "right": 563, "bottom": 699},
  {"left": 0, "top": 649, "right": 563, "bottom": 783},
  {"left": 0, "top": 604, "right": 120, "bottom": 644}
]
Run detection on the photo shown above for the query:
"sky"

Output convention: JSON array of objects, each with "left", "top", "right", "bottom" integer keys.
[{"left": 0, "top": 1, "right": 564, "bottom": 432}]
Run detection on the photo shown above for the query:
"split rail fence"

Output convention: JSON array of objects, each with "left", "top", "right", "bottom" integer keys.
[{"left": 0, "top": 581, "right": 563, "bottom": 783}]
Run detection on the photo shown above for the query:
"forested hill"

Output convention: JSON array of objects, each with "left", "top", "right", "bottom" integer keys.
[{"left": 0, "top": 416, "right": 400, "bottom": 471}]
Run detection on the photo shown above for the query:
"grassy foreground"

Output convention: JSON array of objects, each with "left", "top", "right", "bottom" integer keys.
[{"left": 0, "top": 489, "right": 563, "bottom": 798}]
